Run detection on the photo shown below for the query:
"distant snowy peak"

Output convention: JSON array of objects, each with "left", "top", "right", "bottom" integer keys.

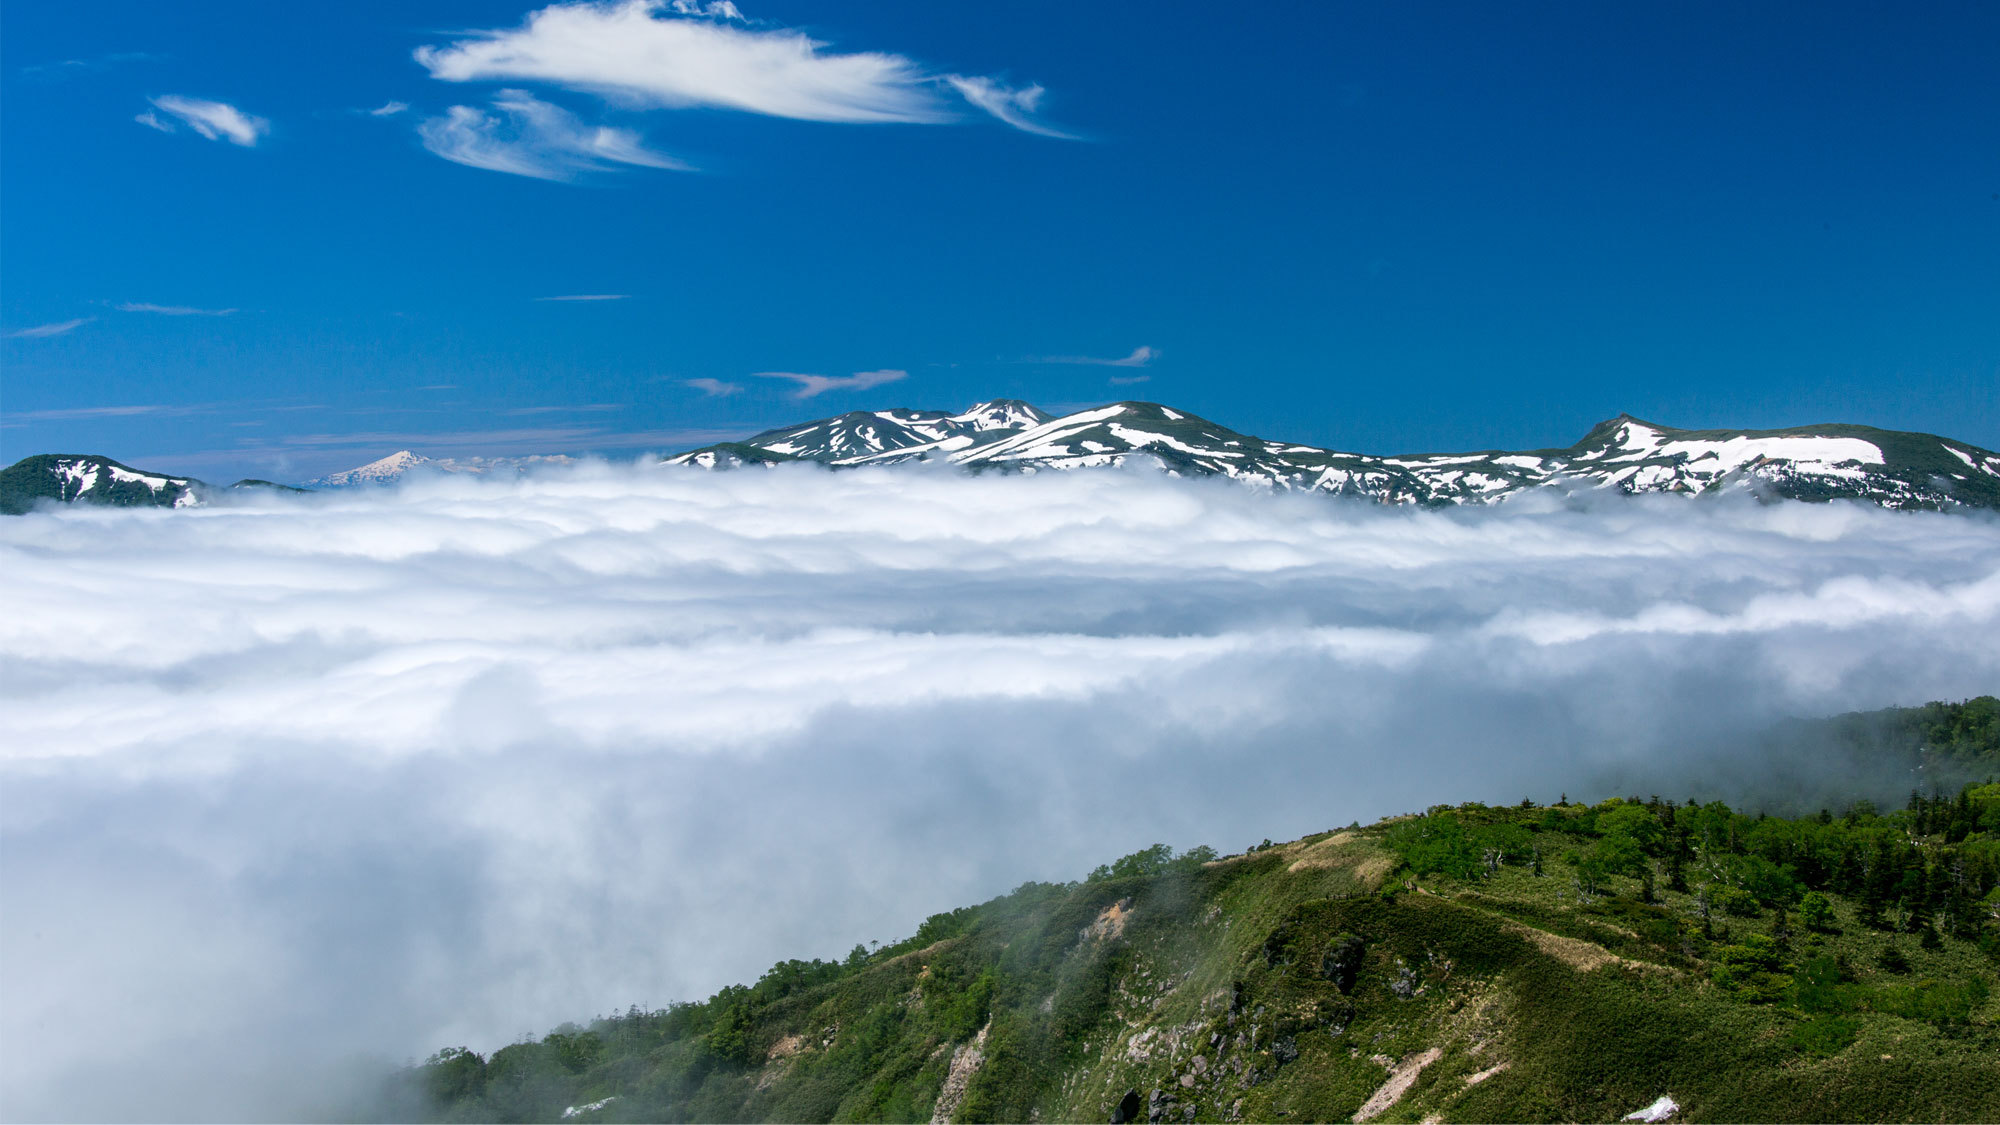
[
  {"left": 0, "top": 454, "right": 201, "bottom": 515},
  {"left": 304, "top": 450, "right": 578, "bottom": 487},
  {"left": 307, "top": 450, "right": 433, "bottom": 487},
  {"left": 665, "top": 403, "right": 2000, "bottom": 511}
]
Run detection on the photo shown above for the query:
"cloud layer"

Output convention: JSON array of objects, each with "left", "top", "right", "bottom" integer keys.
[{"left": 3, "top": 467, "right": 1997, "bottom": 1119}]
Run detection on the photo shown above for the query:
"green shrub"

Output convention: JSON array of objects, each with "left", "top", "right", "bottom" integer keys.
[
  {"left": 1786, "top": 1015, "right": 1859, "bottom": 1056},
  {"left": 1386, "top": 813, "right": 1483, "bottom": 880},
  {"left": 1712, "top": 934, "right": 1791, "bottom": 1003},
  {"left": 1711, "top": 884, "right": 1762, "bottom": 918}
]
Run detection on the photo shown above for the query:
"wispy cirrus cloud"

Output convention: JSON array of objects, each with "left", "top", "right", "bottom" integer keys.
[
  {"left": 1, "top": 404, "right": 184, "bottom": 423},
  {"left": 536, "top": 293, "right": 629, "bottom": 301},
  {"left": 137, "top": 95, "right": 269, "bottom": 146},
  {"left": 1035, "top": 345, "right": 1159, "bottom": 368},
  {"left": 944, "top": 76, "right": 1076, "bottom": 139},
  {"left": 756, "top": 369, "right": 908, "bottom": 399},
  {"left": 418, "top": 90, "right": 686, "bottom": 181},
  {"left": 685, "top": 377, "right": 743, "bottom": 397},
  {"left": 414, "top": 1, "right": 1069, "bottom": 136},
  {"left": 5, "top": 317, "right": 94, "bottom": 340},
  {"left": 117, "top": 302, "right": 238, "bottom": 317},
  {"left": 367, "top": 101, "right": 409, "bottom": 117},
  {"left": 1109, "top": 374, "right": 1152, "bottom": 386},
  {"left": 503, "top": 404, "right": 625, "bottom": 416},
  {"left": 20, "top": 52, "right": 161, "bottom": 81}
]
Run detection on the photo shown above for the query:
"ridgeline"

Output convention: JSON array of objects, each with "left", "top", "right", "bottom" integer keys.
[{"left": 383, "top": 699, "right": 2000, "bottom": 1124}]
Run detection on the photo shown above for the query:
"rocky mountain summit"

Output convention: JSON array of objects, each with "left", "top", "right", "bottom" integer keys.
[{"left": 667, "top": 400, "right": 2000, "bottom": 510}]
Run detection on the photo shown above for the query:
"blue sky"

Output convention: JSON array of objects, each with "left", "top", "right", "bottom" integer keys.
[{"left": 3, "top": 0, "right": 1996, "bottom": 481}]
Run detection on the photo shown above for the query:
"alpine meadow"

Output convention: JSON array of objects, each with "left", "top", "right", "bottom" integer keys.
[{"left": 4, "top": 1, "right": 1998, "bottom": 1122}]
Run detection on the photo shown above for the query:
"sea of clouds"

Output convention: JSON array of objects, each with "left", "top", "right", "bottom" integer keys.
[{"left": 3, "top": 462, "right": 1998, "bottom": 1120}]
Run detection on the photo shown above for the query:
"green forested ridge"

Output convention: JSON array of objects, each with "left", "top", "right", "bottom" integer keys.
[{"left": 384, "top": 702, "right": 2000, "bottom": 1124}]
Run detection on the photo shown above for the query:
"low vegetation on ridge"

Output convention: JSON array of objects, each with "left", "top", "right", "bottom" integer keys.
[{"left": 382, "top": 700, "right": 2000, "bottom": 1124}]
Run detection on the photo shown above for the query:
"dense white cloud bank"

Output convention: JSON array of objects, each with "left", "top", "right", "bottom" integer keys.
[{"left": 3, "top": 464, "right": 1997, "bottom": 1119}]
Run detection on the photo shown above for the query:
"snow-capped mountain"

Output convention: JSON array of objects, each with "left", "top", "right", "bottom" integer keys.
[
  {"left": 666, "top": 401, "right": 2000, "bottom": 510},
  {"left": 306, "top": 450, "right": 433, "bottom": 487},
  {"left": 0, "top": 454, "right": 203, "bottom": 515},
  {"left": 303, "top": 450, "right": 578, "bottom": 487},
  {"left": 743, "top": 400, "right": 1054, "bottom": 462},
  {"left": 0, "top": 454, "right": 310, "bottom": 514},
  {"left": 9, "top": 404, "right": 1997, "bottom": 514}
]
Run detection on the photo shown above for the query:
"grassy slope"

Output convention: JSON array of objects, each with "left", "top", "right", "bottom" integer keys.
[{"left": 390, "top": 707, "right": 2000, "bottom": 1124}]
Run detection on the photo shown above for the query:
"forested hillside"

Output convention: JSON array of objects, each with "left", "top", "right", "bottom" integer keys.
[{"left": 383, "top": 700, "right": 2000, "bottom": 1124}]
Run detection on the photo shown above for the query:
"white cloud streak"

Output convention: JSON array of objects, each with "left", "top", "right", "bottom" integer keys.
[
  {"left": 414, "top": 0, "right": 1068, "bottom": 135},
  {"left": 756, "top": 368, "right": 908, "bottom": 398},
  {"left": 684, "top": 377, "right": 743, "bottom": 396},
  {"left": 368, "top": 100, "right": 409, "bottom": 117},
  {"left": 21, "top": 52, "right": 162, "bottom": 80},
  {"left": 5, "top": 404, "right": 176, "bottom": 422},
  {"left": 1038, "top": 345, "right": 1159, "bottom": 367},
  {"left": 117, "top": 302, "right": 238, "bottom": 317},
  {"left": 944, "top": 75, "right": 1076, "bottom": 139},
  {"left": 141, "top": 95, "right": 269, "bottom": 146},
  {"left": 503, "top": 404, "right": 624, "bottom": 415},
  {"left": 5, "top": 317, "right": 94, "bottom": 339},
  {"left": 418, "top": 90, "right": 687, "bottom": 180},
  {"left": 3, "top": 469, "right": 1996, "bottom": 1119},
  {"left": 535, "top": 293, "right": 629, "bottom": 301}
]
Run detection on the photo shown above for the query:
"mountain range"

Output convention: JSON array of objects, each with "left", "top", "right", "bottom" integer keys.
[
  {"left": 6, "top": 403, "right": 1999, "bottom": 513},
  {"left": 671, "top": 401, "right": 2000, "bottom": 510}
]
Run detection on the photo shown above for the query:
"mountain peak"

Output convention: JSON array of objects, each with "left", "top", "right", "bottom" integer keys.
[
  {"left": 304, "top": 450, "right": 435, "bottom": 488},
  {"left": 1574, "top": 414, "right": 1669, "bottom": 447},
  {"left": 949, "top": 399, "right": 1052, "bottom": 431},
  {"left": 302, "top": 450, "right": 581, "bottom": 488},
  {"left": 0, "top": 453, "right": 203, "bottom": 514},
  {"left": 364, "top": 450, "right": 427, "bottom": 470}
]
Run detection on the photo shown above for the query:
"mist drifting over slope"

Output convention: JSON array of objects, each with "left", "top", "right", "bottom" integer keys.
[{"left": 3, "top": 462, "right": 1997, "bottom": 1120}]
